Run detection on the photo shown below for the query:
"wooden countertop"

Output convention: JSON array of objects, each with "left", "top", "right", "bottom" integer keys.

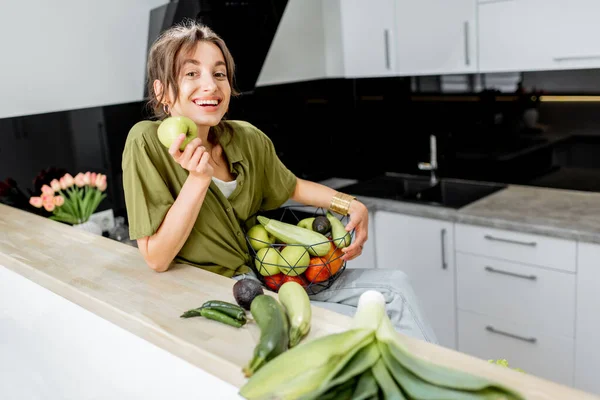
[{"left": 1, "top": 203, "right": 598, "bottom": 399}]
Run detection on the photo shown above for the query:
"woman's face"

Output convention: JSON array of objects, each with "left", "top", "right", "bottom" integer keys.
[{"left": 167, "top": 41, "right": 231, "bottom": 129}]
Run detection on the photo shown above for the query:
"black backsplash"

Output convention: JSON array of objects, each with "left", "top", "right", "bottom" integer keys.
[{"left": 3, "top": 76, "right": 600, "bottom": 221}]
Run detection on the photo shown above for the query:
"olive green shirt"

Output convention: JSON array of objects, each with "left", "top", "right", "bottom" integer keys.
[{"left": 121, "top": 119, "right": 297, "bottom": 277}]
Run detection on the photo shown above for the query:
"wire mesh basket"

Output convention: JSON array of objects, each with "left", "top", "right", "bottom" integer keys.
[{"left": 244, "top": 205, "right": 355, "bottom": 295}]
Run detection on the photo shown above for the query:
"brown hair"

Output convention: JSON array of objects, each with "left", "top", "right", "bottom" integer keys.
[{"left": 146, "top": 19, "right": 238, "bottom": 145}]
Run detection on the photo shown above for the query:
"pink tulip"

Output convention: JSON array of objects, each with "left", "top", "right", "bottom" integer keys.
[
  {"left": 90, "top": 172, "right": 97, "bottom": 187},
  {"left": 43, "top": 200, "right": 55, "bottom": 212},
  {"left": 41, "top": 193, "right": 53, "bottom": 203},
  {"left": 59, "top": 177, "right": 68, "bottom": 190},
  {"left": 41, "top": 184, "right": 54, "bottom": 195},
  {"left": 50, "top": 179, "right": 61, "bottom": 192},
  {"left": 63, "top": 173, "right": 75, "bottom": 187},
  {"left": 84, "top": 171, "right": 91, "bottom": 185},
  {"left": 95, "top": 174, "right": 107, "bottom": 192},
  {"left": 74, "top": 173, "right": 85, "bottom": 187},
  {"left": 54, "top": 195, "right": 65, "bottom": 206},
  {"left": 29, "top": 196, "right": 43, "bottom": 208}
]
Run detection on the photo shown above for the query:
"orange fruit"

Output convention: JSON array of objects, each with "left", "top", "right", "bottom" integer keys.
[
  {"left": 324, "top": 243, "right": 344, "bottom": 275},
  {"left": 305, "top": 256, "right": 332, "bottom": 284}
]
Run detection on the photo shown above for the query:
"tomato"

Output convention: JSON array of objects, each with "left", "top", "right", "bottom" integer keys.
[
  {"left": 264, "top": 273, "right": 285, "bottom": 291},
  {"left": 304, "top": 256, "right": 331, "bottom": 284},
  {"left": 282, "top": 274, "right": 308, "bottom": 288}
]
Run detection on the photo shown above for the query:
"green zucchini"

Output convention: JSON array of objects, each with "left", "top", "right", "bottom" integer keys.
[
  {"left": 326, "top": 212, "right": 352, "bottom": 249},
  {"left": 243, "top": 294, "right": 289, "bottom": 377},
  {"left": 257, "top": 216, "right": 330, "bottom": 256}
]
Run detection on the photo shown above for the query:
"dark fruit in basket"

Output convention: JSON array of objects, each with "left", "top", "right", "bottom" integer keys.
[
  {"left": 311, "top": 215, "right": 331, "bottom": 235},
  {"left": 233, "top": 279, "right": 265, "bottom": 310}
]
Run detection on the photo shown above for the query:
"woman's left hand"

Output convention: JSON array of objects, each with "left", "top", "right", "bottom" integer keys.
[{"left": 341, "top": 200, "right": 369, "bottom": 261}]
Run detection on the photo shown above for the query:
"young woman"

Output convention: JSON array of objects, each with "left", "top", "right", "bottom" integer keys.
[{"left": 122, "top": 20, "right": 438, "bottom": 344}]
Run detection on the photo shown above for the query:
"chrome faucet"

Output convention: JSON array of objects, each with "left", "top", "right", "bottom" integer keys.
[{"left": 418, "top": 134, "right": 438, "bottom": 186}]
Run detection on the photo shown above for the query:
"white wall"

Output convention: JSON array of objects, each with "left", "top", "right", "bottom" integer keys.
[{"left": 0, "top": 0, "right": 167, "bottom": 119}]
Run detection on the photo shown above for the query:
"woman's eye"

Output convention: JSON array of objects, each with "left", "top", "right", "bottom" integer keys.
[
  {"left": 215, "top": 72, "right": 227, "bottom": 79},
  {"left": 186, "top": 71, "right": 198, "bottom": 77}
]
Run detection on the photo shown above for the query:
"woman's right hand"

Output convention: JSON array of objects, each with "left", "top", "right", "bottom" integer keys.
[{"left": 168, "top": 134, "right": 214, "bottom": 181}]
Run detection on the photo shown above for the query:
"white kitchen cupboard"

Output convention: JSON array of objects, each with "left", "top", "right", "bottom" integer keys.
[
  {"left": 574, "top": 242, "right": 600, "bottom": 395},
  {"left": 454, "top": 223, "right": 577, "bottom": 387},
  {"left": 394, "top": 0, "right": 477, "bottom": 76},
  {"left": 345, "top": 211, "right": 377, "bottom": 270},
  {"left": 478, "top": 0, "right": 600, "bottom": 73},
  {"left": 375, "top": 211, "right": 456, "bottom": 349},
  {"left": 339, "top": 0, "right": 397, "bottom": 78}
]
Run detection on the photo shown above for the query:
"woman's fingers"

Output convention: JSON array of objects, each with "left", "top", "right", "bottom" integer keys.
[
  {"left": 196, "top": 151, "right": 212, "bottom": 174},
  {"left": 187, "top": 146, "right": 205, "bottom": 170},
  {"left": 168, "top": 134, "right": 187, "bottom": 158}
]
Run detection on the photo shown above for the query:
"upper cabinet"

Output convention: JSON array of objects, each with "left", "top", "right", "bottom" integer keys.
[
  {"left": 478, "top": 0, "right": 600, "bottom": 73},
  {"left": 395, "top": 0, "right": 477, "bottom": 76},
  {"left": 339, "top": 0, "right": 397, "bottom": 78}
]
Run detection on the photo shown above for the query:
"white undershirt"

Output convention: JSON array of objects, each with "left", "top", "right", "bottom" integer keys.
[{"left": 212, "top": 176, "right": 238, "bottom": 199}]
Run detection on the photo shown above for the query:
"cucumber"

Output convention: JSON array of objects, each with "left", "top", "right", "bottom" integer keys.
[
  {"left": 326, "top": 212, "right": 352, "bottom": 249},
  {"left": 257, "top": 216, "right": 330, "bottom": 256},
  {"left": 243, "top": 295, "right": 289, "bottom": 377}
]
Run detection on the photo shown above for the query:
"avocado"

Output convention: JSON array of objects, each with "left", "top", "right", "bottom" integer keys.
[
  {"left": 312, "top": 215, "right": 332, "bottom": 235},
  {"left": 233, "top": 278, "right": 265, "bottom": 310}
]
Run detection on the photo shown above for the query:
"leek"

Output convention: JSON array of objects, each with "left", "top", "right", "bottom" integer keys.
[{"left": 239, "top": 290, "right": 527, "bottom": 400}]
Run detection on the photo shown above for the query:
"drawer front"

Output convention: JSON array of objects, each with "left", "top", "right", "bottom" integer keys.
[
  {"left": 455, "top": 223, "right": 576, "bottom": 272},
  {"left": 457, "top": 253, "right": 576, "bottom": 338},
  {"left": 458, "top": 310, "right": 574, "bottom": 387}
]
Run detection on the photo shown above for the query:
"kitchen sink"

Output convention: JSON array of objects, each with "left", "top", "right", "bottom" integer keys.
[{"left": 336, "top": 173, "right": 507, "bottom": 209}]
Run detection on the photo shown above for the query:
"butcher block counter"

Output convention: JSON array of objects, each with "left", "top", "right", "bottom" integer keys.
[{"left": 0, "top": 203, "right": 598, "bottom": 399}]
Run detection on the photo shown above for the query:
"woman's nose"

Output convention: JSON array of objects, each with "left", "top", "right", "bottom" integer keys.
[{"left": 200, "top": 74, "right": 217, "bottom": 92}]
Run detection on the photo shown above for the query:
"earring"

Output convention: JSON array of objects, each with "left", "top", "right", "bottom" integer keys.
[{"left": 162, "top": 103, "right": 170, "bottom": 115}]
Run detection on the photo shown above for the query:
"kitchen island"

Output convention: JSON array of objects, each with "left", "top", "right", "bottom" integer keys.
[{"left": 1, "top": 203, "right": 598, "bottom": 399}]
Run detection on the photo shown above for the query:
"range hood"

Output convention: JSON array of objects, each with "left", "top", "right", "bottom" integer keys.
[{"left": 147, "top": 0, "right": 341, "bottom": 93}]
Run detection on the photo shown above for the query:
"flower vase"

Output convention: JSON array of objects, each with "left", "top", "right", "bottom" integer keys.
[{"left": 73, "top": 220, "right": 103, "bottom": 235}]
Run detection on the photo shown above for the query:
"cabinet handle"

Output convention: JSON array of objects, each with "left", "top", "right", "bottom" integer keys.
[
  {"left": 463, "top": 21, "right": 470, "bottom": 66},
  {"left": 383, "top": 29, "right": 390, "bottom": 70},
  {"left": 553, "top": 55, "right": 600, "bottom": 62},
  {"left": 485, "top": 266, "right": 537, "bottom": 281},
  {"left": 483, "top": 234, "right": 537, "bottom": 247},
  {"left": 486, "top": 325, "right": 537, "bottom": 344},
  {"left": 440, "top": 228, "right": 447, "bottom": 269}
]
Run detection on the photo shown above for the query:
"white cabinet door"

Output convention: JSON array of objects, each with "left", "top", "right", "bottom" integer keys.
[
  {"left": 574, "top": 242, "right": 600, "bottom": 396},
  {"left": 478, "top": 0, "right": 600, "bottom": 73},
  {"left": 345, "top": 211, "right": 377, "bottom": 270},
  {"left": 375, "top": 211, "right": 456, "bottom": 349},
  {"left": 340, "top": 0, "right": 396, "bottom": 78},
  {"left": 395, "top": 0, "right": 477, "bottom": 76}
]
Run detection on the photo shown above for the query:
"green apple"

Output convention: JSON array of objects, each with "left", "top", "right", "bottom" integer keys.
[
  {"left": 157, "top": 116, "right": 198, "bottom": 150},
  {"left": 247, "top": 224, "right": 275, "bottom": 251},
  {"left": 279, "top": 246, "right": 310, "bottom": 276},
  {"left": 255, "top": 247, "right": 283, "bottom": 276}
]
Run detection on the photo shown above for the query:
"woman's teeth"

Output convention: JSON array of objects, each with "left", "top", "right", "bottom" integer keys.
[{"left": 194, "top": 100, "right": 219, "bottom": 106}]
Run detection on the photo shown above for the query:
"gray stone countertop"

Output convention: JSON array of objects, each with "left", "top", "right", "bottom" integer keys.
[{"left": 318, "top": 178, "right": 600, "bottom": 244}]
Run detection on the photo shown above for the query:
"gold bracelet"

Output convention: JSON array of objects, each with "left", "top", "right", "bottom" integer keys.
[{"left": 329, "top": 192, "right": 356, "bottom": 216}]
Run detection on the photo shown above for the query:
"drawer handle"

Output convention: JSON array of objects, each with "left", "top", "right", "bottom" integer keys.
[
  {"left": 441, "top": 228, "right": 447, "bottom": 270},
  {"left": 484, "top": 266, "right": 537, "bottom": 281},
  {"left": 486, "top": 325, "right": 537, "bottom": 344},
  {"left": 484, "top": 234, "right": 537, "bottom": 247}
]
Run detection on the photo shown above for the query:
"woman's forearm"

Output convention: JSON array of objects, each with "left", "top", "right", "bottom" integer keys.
[
  {"left": 141, "top": 175, "right": 211, "bottom": 271},
  {"left": 290, "top": 178, "right": 338, "bottom": 209}
]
